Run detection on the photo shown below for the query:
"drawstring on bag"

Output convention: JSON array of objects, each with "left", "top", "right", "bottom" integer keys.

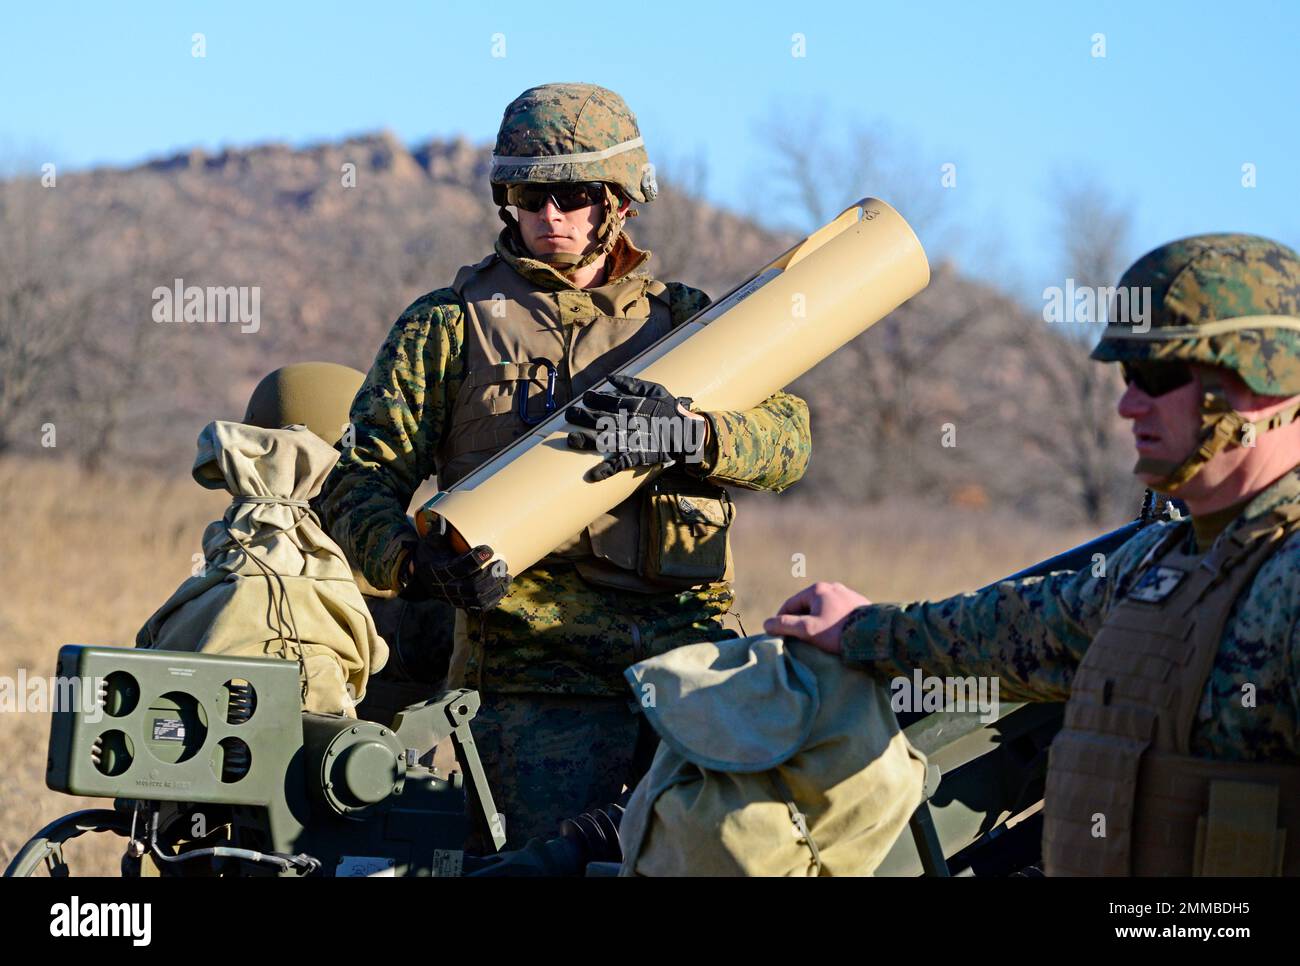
[
  {"left": 224, "top": 496, "right": 315, "bottom": 705},
  {"left": 771, "top": 771, "right": 822, "bottom": 877}
]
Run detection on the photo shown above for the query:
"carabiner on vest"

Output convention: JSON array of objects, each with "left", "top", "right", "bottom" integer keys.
[{"left": 517, "top": 359, "right": 559, "bottom": 427}]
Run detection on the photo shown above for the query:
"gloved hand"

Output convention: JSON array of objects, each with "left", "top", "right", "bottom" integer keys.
[
  {"left": 397, "top": 534, "right": 510, "bottom": 611},
  {"left": 565, "top": 374, "right": 709, "bottom": 481}
]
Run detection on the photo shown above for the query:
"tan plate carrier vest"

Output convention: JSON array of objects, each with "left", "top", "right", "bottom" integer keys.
[
  {"left": 1043, "top": 504, "right": 1300, "bottom": 876},
  {"left": 437, "top": 254, "right": 729, "bottom": 592}
]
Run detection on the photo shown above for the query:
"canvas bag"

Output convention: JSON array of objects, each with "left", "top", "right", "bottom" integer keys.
[
  {"left": 619, "top": 635, "right": 926, "bottom": 876},
  {"left": 136, "top": 421, "right": 388, "bottom": 716}
]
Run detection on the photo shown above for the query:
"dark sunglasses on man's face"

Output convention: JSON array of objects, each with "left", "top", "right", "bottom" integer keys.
[
  {"left": 1121, "top": 361, "right": 1196, "bottom": 397},
  {"left": 506, "top": 181, "right": 608, "bottom": 213}
]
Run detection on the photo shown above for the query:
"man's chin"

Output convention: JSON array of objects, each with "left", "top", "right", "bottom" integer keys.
[
  {"left": 526, "top": 247, "right": 586, "bottom": 266},
  {"left": 1138, "top": 478, "right": 1179, "bottom": 496},
  {"left": 1132, "top": 455, "right": 1196, "bottom": 496}
]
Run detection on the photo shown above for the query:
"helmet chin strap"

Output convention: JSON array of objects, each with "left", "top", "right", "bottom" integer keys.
[
  {"left": 1136, "top": 368, "right": 1300, "bottom": 493},
  {"left": 497, "top": 185, "right": 627, "bottom": 275}
]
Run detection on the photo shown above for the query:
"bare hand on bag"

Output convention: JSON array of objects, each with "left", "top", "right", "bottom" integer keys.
[{"left": 763, "top": 582, "right": 872, "bottom": 654}]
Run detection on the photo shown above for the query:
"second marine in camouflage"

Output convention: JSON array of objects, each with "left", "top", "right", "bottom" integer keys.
[
  {"left": 318, "top": 83, "right": 811, "bottom": 846},
  {"left": 768, "top": 232, "right": 1300, "bottom": 876}
]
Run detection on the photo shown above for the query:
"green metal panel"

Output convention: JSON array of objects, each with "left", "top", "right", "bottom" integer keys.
[{"left": 47, "top": 645, "right": 303, "bottom": 807}]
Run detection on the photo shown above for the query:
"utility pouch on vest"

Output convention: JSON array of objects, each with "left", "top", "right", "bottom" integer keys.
[
  {"left": 1194, "top": 780, "right": 1286, "bottom": 876},
  {"left": 441, "top": 362, "right": 551, "bottom": 481},
  {"left": 639, "top": 475, "right": 734, "bottom": 588}
]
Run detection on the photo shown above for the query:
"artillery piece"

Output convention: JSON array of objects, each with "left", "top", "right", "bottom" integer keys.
[{"left": 5, "top": 521, "right": 1148, "bottom": 878}]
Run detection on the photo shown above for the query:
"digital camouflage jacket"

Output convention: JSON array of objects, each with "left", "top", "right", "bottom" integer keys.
[
  {"left": 841, "top": 467, "right": 1300, "bottom": 761},
  {"left": 318, "top": 232, "right": 811, "bottom": 695}
]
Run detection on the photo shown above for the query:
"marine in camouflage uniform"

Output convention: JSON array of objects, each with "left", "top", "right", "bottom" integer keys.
[
  {"left": 773, "top": 233, "right": 1300, "bottom": 876},
  {"left": 318, "top": 83, "right": 811, "bottom": 847}
]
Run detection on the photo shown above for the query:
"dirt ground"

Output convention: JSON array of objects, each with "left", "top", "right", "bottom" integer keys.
[{"left": 0, "top": 455, "right": 1096, "bottom": 876}]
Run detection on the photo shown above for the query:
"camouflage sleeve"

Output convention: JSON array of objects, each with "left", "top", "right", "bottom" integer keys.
[
  {"left": 663, "top": 282, "right": 812, "bottom": 493},
  {"left": 691, "top": 392, "right": 812, "bottom": 492},
  {"left": 316, "top": 289, "right": 466, "bottom": 591},
  {"left": 839, "top": 524, "right": 1170, "bottom": 702},
  {"left": 663, "top": 281, "right": 711, "bottom": 327}
]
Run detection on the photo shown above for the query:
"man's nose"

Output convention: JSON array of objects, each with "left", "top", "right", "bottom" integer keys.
[
  {"left": 1117, "top": 380, "right": 1151, "bottom": 419},
  {"left": 540, "top": 197, "right": 563, "bottom": 220}
]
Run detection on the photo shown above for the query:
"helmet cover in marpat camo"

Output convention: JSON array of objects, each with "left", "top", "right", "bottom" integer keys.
[
  {"left": 1092, "top": 233, "right": 1300, "bottom": 396},
  {"left": 491, "top": 83, "right": 657, "bottom": 204}
]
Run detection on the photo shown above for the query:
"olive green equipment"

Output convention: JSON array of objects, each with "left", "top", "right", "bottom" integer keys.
[
  {"left": 5, "top": 195, "right": 1151, "bottom": 877},
  {"left": 7, "top": 519, "right": 1153, "bottom": 877},
  {"left": 6, "top": 644, "right": 502, "bottom": 876},
  {"left": 472, "top": 517, "right": 1155, "bottom": 878},
  {"left": 415, "top": 197, "right": 932, "bottom": 575},
  {"left": 243, "top": 361, "right": 365, "bottom": 446}
]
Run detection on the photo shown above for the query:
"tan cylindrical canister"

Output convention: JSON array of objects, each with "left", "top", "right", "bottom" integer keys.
[{"left": 416, "top": 197, "right": 930, "bottom": 576}]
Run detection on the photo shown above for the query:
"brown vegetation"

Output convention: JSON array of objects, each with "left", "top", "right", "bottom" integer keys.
[{"left": 1, "top": 129, "right": 1141, "bottom": 525}]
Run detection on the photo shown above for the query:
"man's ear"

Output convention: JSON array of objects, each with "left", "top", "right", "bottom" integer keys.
[{"left": 618, "top": 199, "right": 631, "bottom": 217}]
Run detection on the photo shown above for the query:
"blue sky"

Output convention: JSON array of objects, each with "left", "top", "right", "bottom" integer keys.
[{"left": 3, "top": 0, "right": 1297, "bottom": 297}]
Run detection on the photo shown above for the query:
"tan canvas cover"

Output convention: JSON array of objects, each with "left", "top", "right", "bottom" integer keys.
[
  {"left": 136, "top": 421, "right": 388, "bottom": 716},
  {"left": 618, "top": 635, "right": 926, "bottom": 876}
]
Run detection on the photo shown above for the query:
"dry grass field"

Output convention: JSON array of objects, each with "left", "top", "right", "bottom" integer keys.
[
  {"left": 0, "top": 458, "right": 229, "bottom": 875},
  {"left": 0, "top": 456, "right": 1097, "bottom": 876}
]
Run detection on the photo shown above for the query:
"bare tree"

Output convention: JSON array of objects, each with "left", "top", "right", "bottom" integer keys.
[
  {"left": 760, "top": 104, "right": 983, "bottom": 503},
  {"left": 793, "top": 268, "right": 1000, "bottom": 502},
  {"left": 1007, "top": 175, "right": 1142, "bottom": 525},
  {"left": 632, "top": 151, "right": 792, "bottom": 299},
  {"left": 634, "top": 150, "right": 711, "bottom": 284},
  {"left": 0, "top": 179, "right": 90, "bottom": 455},
  {"left": 757, "top": 108, "right": 1141, "bottom": 525},
  {"left": 754, "top": 103, "right": 957, "bottom": 254}
]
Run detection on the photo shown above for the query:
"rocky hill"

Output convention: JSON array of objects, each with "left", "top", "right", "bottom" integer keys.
[{"left": 0, "top": 132, "right": 1140, "bottom": 524}]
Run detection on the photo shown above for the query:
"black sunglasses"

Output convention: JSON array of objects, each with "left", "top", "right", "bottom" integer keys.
[
  {"left": 506, "top": 181, "right": 609, "bottom": 213},
  {"left": 1121, "top": 361, "right": 1195, "bottom": 397}
]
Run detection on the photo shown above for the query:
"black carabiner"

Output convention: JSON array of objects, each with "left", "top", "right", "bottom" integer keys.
[{"left": 516, "top": 359, "right": 558, "bottom": 427}]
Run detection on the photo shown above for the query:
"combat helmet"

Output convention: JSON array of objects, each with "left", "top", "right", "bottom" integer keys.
[
  {"left": 1092, "top": 232, "right": 1300, "bottom": 491},
  {"left": 490, "top": 83, "right": 656, "bottom": 272},
  {"left": 244, "top": 361, "right": 366, "bottom": 447}
]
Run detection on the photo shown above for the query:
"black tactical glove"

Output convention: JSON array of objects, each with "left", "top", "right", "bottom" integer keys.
[
  {"left": 565, "top": 374, "right": 708, "bottom": 482},
  {"left": 397, "top": 534, "right": 510, "bottom": 611}
]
